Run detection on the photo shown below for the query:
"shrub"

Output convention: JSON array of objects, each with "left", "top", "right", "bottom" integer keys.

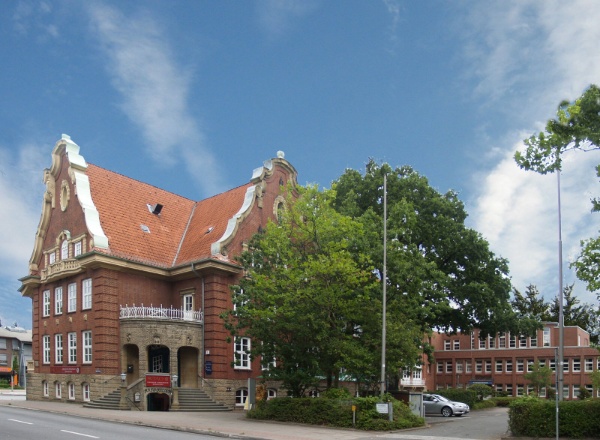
[
  {"left": 467, "top": 384, "right": 493, "bottom": 401},
  {"left": 248, "top": 395, "right": 424, "bottom": 431},
  {"left": 472, "top": 399, "right": 496, "bottom": 410},
  {"left": 509, "top": 397, "right": 600, "bottom": 438},
  {"left": 491, "top": 396, "right": 515, "bottom": 407}
]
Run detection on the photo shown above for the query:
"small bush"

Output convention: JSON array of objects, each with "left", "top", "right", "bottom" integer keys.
[
  {"left": 491, "top": 396, "right": 515, "bottom": 407},
  {"left": 472, "top": 399, "right": 496, "bottom": 410}
]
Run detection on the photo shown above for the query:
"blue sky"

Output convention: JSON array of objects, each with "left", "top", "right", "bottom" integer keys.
[{"left": 2, "top": 0, "right": 600, "bottom": 329}]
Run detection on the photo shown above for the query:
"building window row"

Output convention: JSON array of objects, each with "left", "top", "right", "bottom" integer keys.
[
  {"left": 42, "top": 380, "right": 90, "bottom": 401},
  {"left": 42, "top": 331, "right": 92, "bottom": 365},
  {"left": 42, "top": 278, "right": 92, "bottom": 317},
  {"left": 437, "top": 357, "right": 598, "bottom": 375}
]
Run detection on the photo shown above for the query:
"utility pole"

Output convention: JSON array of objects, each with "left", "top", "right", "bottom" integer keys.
[{"left": 380, "top": 174, "right": 387, "bottom": 398}]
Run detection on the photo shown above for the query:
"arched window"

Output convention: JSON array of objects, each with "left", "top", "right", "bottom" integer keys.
[
  {"left": 68, "top": 382, "right": 75, "bottom": 400},
  {"left": 55, "top": 381, "right": 62, "bottom": 399},
  {"left": 42, "top": 380, "right": 48, "bottom": 397},
  {"left": 235, "top": 388, "right": 248, "bottom": 407},
  {"left": 61, "top": 240, "right": 69, "bottom": 260}
]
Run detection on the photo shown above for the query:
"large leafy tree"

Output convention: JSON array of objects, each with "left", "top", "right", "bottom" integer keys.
[
  {"left": 548, "top": 284, "right": 599, "bottom": 344},
  {"left": 514, "top": 84, "right": 600, "bottom": 296},
  {"left": 331, "top": 160, "right": 537, "bottom": 339},
  {"left": 222, "top": 185, "right": 424, "bottom": 396}
]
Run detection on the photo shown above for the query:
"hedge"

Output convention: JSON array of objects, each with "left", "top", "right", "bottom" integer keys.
[
  {"left": 248, "top": 395, "right": 425, "bottom": 431},
  {"left": 509, "top": 397, "right": 600, "bottom": 438}
]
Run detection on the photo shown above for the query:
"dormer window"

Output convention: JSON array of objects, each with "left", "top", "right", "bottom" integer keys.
[{"left": 61, "top": 240, "right": 69, "bottom": 260}]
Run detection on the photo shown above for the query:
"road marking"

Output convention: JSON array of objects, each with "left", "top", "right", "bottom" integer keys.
[
  {"left": 61, "top": 430, "right": 99, "bottom": 438},
  {"left": 8, "top": 418, "right": 33, "bottom": 425}
]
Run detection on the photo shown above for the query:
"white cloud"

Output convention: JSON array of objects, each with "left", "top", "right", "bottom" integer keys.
[
  {"left": 87, "top": 3, "right": 224, "bottom": 197},
  {"left": 256, "top": 0, "right": 318, "bottom": 38},
  {"left": 465, "top": 1, "right": 600, "bottom": 304}
]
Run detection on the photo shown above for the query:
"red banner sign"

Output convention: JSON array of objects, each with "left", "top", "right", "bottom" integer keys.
[
  {"left": 145, "top": 374, "right": 171, "bottom": 387},
  {"left": 50, "top": 366, "right": 80, "bottom": 374}
]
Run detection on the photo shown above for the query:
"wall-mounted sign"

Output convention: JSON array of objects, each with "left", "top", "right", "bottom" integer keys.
[
  {"left": 145, "top": 373, "right": 171, "bottom": 387},
  {"left": 50, "top": 366, "right": 80, "bottom": 374},
  {"left": 205, "top": 361, "right": 213, "bottom": 375}
]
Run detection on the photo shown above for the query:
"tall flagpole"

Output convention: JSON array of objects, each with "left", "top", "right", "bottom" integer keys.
[{"left": 380, "top": 174, "right": 387, "bottom": 398}]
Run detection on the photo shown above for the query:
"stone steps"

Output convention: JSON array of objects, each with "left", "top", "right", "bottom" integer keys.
[{"left": 173, "top": 388, "right": 230, "bottom": 412}]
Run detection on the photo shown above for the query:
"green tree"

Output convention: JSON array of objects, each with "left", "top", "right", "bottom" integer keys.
[
  {"left": 331, "top": 160, "right": 538, "bottom": 339},
  {"left": 524, "top": 362, "right": 553, "bottom": 396},
  {"left": 515, "top": 84, "right": 600, "bottom": 297},
  {"left": 548, "top": 284, "right": 599, "bottom": 343},
  {"left": 511, "top": 284, "right": 551, "bottom": 322},
  {"left": 222, "top": 185, "right": 423, "bottom": 396},
  {"left": 590, "top": 370, "right": 600, "bottom": 398}
]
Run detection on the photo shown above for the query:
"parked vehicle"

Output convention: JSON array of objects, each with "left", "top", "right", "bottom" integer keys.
[{"left": 423, "top": 393, "right": 470, "bottom": 417}]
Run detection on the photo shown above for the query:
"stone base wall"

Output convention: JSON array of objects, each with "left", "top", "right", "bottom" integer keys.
[
  {"left": 202, "top": 377, "right": 283, "bottom": 409},
  {"left": 26, "top": 372, "right": 121, "bottom": 403}
]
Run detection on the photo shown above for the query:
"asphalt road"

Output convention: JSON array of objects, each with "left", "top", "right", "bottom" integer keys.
[{"left": 0, "top": 406, "right": 217, "bottom": 440}]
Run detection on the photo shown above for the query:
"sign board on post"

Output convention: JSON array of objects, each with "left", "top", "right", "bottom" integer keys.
[{"left": 376, "top": 403, "right": 389, "bottom": 414}]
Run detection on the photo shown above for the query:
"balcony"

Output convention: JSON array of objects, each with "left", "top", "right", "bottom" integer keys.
[{"left": 120, "top": 304, "right": 203, "bottom": 323}]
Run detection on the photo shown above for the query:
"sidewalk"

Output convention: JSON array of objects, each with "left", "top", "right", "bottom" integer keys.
[{"left": 0, "top": 393, "right": 387, "bottom": 440}]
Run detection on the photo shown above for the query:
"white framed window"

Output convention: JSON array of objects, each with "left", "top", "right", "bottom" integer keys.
[
  {"left": 530, "top": 334, "right": 537, "bottom": 347},
  {"left": 43, "top": 380, "right": 49, "bottom": 397},
  {"left": 456, "top": 362, "right": 463, "bottom": 373},
  {"left": 437, "top": 363, "right": 443, "bottom": 373},
  {"left": 506, "top": 360, "right": 513, "bottom": 372},
  {"left": 517, "top": 359, "right": 524, "bottom": 373},
  {"left": 563, "top": 385, "right": 570, "bottom": 399},
  {"left": 485, "top": 360, "right": 492, "bottom": 373},
  {"left": 488, "top": 336, "right": 495, "bottom": 348},
  {"left": 43, "top": 335, "right": 51, "bottom": 364},
  {"left": 540, "top": 387, "right": 547, "bottom": 398},
  {"left": 235, "top": 388, "right": 248, "bottom": 406},
  {"left": 49, "top": 251, "right": 56, "bottom": 265},
  {"left": 444, "top": 340, "right": 451, "bottom": 350},
  {"left": 446, "top": 361, "right": 453, "bottom": 373},
  {"left": 68, "top": 332, "right": 77, "bottom": 364},
  {"left": 509, "top": 335, "right": 517, "bottom": 348},
  {"left": 43, "top": 290, "right": 51, "bottom": 317},
  {"left": 475, "top": 360, "right": 483, "bottom": 373},
  {"left": 82, "top": 278, "right": 92, "bottom": 310},
  {"left": 585, "top": 358, "right": 593, "bottom": 372},
  {"left": 234, "top": 337, "right": 251, "bottom": 369},
  {"left": 506, "top": 384, "right": 513, "bottom": 396},
  {"left": 499, "top": 332, "right": 506, "bottom": 348},
  {"left": 517, "top": 384, "right": 524, "bottom": 396},
  {"left": 543, "top": 327, "right": 551, "bottom": 346},
  {"left": 465, "top": 361, "right": 472, "bottom": 373},
  {"left": 563, "top": 358, "right": 569, "bottom": 373},
  {"left": 549, "top": 359, "right": 556, "bottom": 371},
  {"left": 74, "top": 241, "right": 82, "bottom": 257},
  {"left": 573, "top": 358, "right": 581, "bottom": 372},
  {"left": 470, "top": 333, "right": 475, "bottom": 349},
  {"left": 61, "top": 240, "right": 69, "bottom": 260},
  {"left": 495, "top": 360, "right": 503, "bottom": 373},
  {"left": 453, "top": 340, "right": 460, "bottom": 350},
  {"left": 479, "top": 339, "right": 486, "bottom": 349},
  {"left": 573, "top": 385, "right": 580, "bottom": 399},
  {"left": 54, "top": 287, "right": 63, "bottom": 315},
  {"left": 82, "top": 383, "right": 90, "bottom": 402},
  {"left": 67, "top": 283, "right": 77, "bottom": 312},
  {"left": 83, "top": 331, "right": 92, "bottom": 364},
  {"left": 527, "top": 359, "right": 534, "bottom": 372},
  {"left": 68, "top": 382, "right": 75, "bottom": 400},
  {"left": 55, "top": 381, "right": 62, "bottom": 399},
  {"left": 55, "top": 334, "right": 63, "bottom": 364},
  {"left": 519, "top": 336, "right": 527, "bottom": 348}
]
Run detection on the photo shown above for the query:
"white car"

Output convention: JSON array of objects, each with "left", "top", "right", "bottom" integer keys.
[{"left": 423, "top": 393, "right": 470, "bottom": 417}]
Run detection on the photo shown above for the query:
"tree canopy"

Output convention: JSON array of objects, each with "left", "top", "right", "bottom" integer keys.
[
  {"left": 331, "top": 160, "right": 537, "bottom": 338},
  {"left": 514, "top": 84, "right": 600, "bottom": 297}
]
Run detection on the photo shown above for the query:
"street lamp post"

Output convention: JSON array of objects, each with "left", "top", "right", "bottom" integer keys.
[{"left": 380, "top": 174, "right": 387, "bottom": 399}]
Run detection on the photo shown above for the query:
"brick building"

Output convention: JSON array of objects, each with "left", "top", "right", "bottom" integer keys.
[
  {"left": 19, "top": 135, "right": 296, "bottom": 409},
  {"left": 424, "top": 323, "right": 600, "bottom": 399}
]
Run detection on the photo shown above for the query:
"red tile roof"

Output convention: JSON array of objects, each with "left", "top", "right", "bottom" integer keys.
[{"left": 86, "top": 164, "right": 251, "bottom": 268}]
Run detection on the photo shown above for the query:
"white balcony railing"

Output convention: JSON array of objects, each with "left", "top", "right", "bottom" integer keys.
[
  {"left": 120, "top": 304, "right": 203, "bottom": 323},
  {"left": 400, "top": 378, "right": 426, "bottom": 386}
]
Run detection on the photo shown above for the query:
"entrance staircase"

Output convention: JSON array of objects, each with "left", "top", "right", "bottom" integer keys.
[
  {"left": 83, "top": 389, "right": 125, "bottom": 410},
  {"left": 172, "top": 388, "right": 230, "bottom": 412},
  {"left": 83, "top": 388, "right": 230, "bottom": 411}
]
